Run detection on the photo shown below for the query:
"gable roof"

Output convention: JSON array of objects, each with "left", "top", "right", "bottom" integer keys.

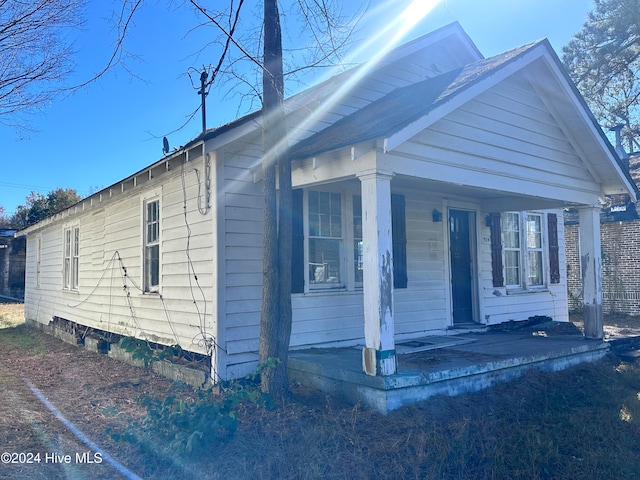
[
  {"left": 198, "top": 21, "right": 483, "bottom": 151},
  {"left": 288, "top": 38, "right": 637, "bottom": 201},
  {"left": 289, "top": 40, "right": 540, "bottom": 160},
  {"left": 19, "top": 23, "right": 484, "bottom": 236}
]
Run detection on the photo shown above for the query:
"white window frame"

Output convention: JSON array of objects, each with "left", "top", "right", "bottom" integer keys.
[
  {"left": 525, "top": 213, "right": 544, "bottom": 287},
  {"left": 143, "top": 197, "right": 161, "bottom": 293},
  {"left": 502, "top": 211, "right": 547, "bottom": 291},
  {"left": 305, "top": 189, "right": 346, "bottom": 291},
  {"left": 63, "top": 226, "right": 79, "bottom": 291}
]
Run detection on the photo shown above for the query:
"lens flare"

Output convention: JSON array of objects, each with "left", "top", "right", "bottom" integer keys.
[{"left": 264, "top": 0, "right": 443, "bottom": 168}]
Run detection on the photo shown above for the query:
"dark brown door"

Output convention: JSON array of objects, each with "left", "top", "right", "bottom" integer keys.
[{"left": 449, "top": 209, "right": 475, "bottom": 324}]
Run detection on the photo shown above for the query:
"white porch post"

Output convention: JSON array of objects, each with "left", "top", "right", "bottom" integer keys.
[
  {"left": 357, "top": 170, "right": 397, "bottom": 376},
  {"left": 578, "top": 205, "right": 603, "bottom": 339}
]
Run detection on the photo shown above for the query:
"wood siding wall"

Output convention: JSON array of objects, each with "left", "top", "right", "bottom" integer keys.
[
  {"left": 386, "top": 74, "right": 601, "bottom": 206},
  {"left": 24, "top": 160, "right": 216, "bottom": 355},
  {"left": 220, "top": 74, "right": 579, "bottom": 377}
]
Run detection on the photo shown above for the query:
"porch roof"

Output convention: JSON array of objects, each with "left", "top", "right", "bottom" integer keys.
[
  {"left": 289, "top": 40, "right": 637, "bottom": 202},
  {"left": 290, "top": 40, "right": 541, "bottom": 161}
]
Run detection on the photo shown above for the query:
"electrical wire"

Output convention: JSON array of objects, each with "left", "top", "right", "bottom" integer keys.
[
  {"left": 180, "top": 160, "right": 216, "bottom": 356},
  {"left": 67, "top": 251, "right": 120, "bottom": 308},
  {"left": 63, "top": 160, "right": 216, "bottom": 361}
]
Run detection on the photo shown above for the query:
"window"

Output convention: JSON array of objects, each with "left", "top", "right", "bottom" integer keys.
[
  {"left": 291, "top": 189, "right": 407, "bottom": 293},
  {"left": 501, "top": 212, "right": 545, "bottom": 289},
  {"left": 502, "top": 212, "right": 520, "bottom": 287},
  {"left": 63, "top": 226, "right": 79, "bottom": 290},
  {"left": 72, "top": 227, "right": 79, "bottom": 290},
  {"left": 308, "top": 191, "right": 342, "bottom": 287},
  {"left": 144, "top": 199, "right": 160, "bottom": 292},
  {"left": 526, "top": 214, "right": 544, "bottom": 286}
]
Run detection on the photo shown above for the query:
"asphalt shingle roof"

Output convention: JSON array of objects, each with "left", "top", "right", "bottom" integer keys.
[{"left": 289, "top": 40, "right": 544, "bottom": 160}]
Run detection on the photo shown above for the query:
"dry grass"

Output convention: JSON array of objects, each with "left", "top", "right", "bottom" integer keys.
[
  {"left": 1, "top": 309, "right": 640, "bottom": 478},
  {"left": 0, "top": 301, "right": 24, "bottom": 328},
  {"left": 201, "top": 358, "right": 640, "bottom": 480}
]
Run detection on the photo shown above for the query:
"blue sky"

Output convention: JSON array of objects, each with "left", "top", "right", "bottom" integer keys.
[{"left": 0, "top": 0, "right": 594, "bottom": 216}]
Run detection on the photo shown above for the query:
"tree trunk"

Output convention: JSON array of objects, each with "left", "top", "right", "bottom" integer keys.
[{"left": 259, "top": 0, "right": 291, "bottom": 397}]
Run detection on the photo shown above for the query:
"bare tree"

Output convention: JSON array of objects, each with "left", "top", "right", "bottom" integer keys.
[
  {"left": 259, "top": 0, "right": 291, "bottom": 397},
  {"left": 0, "top": 206, "right": 12, "bottom": 228},
  {"left": 13, "top": 0, "right": 357, "bottom": 396},
  {"left": 0, "top": 0, "right": 84, "bottom": 126},
  {"left": 184, "top": 0, "right": 358, "bottom": 397}
]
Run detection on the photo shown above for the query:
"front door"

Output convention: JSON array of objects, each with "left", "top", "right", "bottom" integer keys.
[{"left": 449, "top": 209, "right": 476, "bottom": 325}]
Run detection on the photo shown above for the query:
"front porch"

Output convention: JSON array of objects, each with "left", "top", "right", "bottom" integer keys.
[{"left": 288, "top": 320, "right": 612, "bottom": 413}]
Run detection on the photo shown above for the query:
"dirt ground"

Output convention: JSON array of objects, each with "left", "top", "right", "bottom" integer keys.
[
  {"left": 0, "top": 303, "right": 198, "bottom": 479},
  {"left": 2, "top": 301, "right": 640, "bottom": 479}
]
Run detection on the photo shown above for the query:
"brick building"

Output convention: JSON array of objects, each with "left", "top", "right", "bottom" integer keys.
[{"left": 565, "top": 153, "right": 640, "bottom": 315}]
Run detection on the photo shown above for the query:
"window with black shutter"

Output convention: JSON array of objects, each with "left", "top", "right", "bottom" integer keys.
[
  {"left": 494, "top": 210, "right": 556, "bottom": 290},
  {"left": 293, "top": 189, "right": 407, "bottom": 292}
]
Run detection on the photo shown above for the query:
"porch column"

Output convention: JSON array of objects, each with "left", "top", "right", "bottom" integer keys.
[
  {"left": 357, "top": 170, "right": 397, "bottom": 376},
  {"left": 578, "top": 205, "right": 603, "bottom": 339}
]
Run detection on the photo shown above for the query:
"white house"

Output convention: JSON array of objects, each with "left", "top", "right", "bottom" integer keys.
[{"left": 19, "top": 23, "right": 635, "bottom": 381}]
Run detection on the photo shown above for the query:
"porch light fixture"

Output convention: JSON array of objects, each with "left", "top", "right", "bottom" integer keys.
[{"left": 432, "top": 209, "right": 442, "bottom": 222}]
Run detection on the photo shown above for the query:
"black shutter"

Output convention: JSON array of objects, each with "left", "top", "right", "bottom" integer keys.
[
  {"left": 548, "top": 213, "right": 560, "bottom": 284},
  {"left": 489, "top": 212, "right": 504, "bottom": 288},
  {"left": 291, "top": 189, "right": 304, "bottom": 293},
  {"left": 391, "top": 194, "right": 407, "bottom": 289}
]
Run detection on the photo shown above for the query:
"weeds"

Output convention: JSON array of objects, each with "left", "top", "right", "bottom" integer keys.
[
  {"left": 192, "top": 357, "right": 640, "bottom": 480},
  {"left": 110, "top": 361, "right": 275, "bottom": 457},
  {"left": 4, "top": 309, "right": 640, "bottom": 479},
  {"left": 118, "top": 336, "right": 184, "bottom": 367}
]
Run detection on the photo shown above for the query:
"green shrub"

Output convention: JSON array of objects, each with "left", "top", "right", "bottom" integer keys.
[{"left": 110, "top": 359, "right": 276, "bottom": 456}]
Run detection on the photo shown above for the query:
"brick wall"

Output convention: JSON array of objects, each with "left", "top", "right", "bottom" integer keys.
[{"left": 565, "top": 219, "right": 640, "bottom": 316}]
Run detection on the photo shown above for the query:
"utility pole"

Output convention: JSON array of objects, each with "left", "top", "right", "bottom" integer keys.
[{"left": 198, "top": 70, "right": 208, "bottom": 134}]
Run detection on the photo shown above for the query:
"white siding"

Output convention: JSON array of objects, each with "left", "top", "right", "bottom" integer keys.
[
  {"left": 395, "top": 192, "right": 449, "bottom": 336},
  {"left": 219, "top": 145, "right": 264, "bottom": 378},
  {"left": 386, "top": 74, "right": 602, "bottom": 205},
  {"left": 24, "top": 159, "right": 216, "bottom": 355}
]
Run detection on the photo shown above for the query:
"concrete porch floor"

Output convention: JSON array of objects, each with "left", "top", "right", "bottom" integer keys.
[{"left": 288, "top": 323, "right": 611, "bottom": 413}]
